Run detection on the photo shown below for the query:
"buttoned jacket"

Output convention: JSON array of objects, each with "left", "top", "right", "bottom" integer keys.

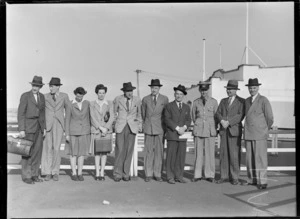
[
  {"left": 89, "top": 100, "right": 115, "bottom": 134},
  {"left": 44, "top": 92, "right": 70, "bottom": 132},
  {"left": 192, "top": 96, "right": 218, "bottom": 137},
  {"left": 113, "top": 95, "right": 142, "bottom": 134},
  {"left": 244, "top": 94, "right": 274, "bottom": 140},
  {"left": 141, "top": 93, "right": 169, "bottom": 135},
  {"left": 18, "top": 91, "right": 46, "bottom": 133},
  {"left": 65, "top": 100, "right": 91, "bottom": 136},
  {"left": 216, "top": 95, "right": 245, "bottom": 137},
  {"left": 164, "top": 101, "right": 191, "bottom": 141}
]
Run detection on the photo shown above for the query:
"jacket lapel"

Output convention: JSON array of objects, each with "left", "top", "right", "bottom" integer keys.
[
  {"left": 246, "top": 94, "right": 260, "bottom": 116},
  {"left": 46, "top": 93, "right": 56, "bottom": 108},
  {"left": 172, "top": 101, "right": 181, "bottom": 115},
  {"left": 72, "top": 101, "right": 80, "bottom": 111},
  {"left": 29, "top": 91, "right": 38, "bottom": 106},
  {"left": 119, "top": 96, "right": 128, "bottom": 111}
]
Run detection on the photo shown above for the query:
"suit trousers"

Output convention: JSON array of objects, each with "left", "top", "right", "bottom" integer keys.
[
  {"left": 41, "top": 118, "right": 64, "bottom": 175},
  {"left": 113, "top": 124, "right": 136, "bottom": 179},
  {"left": 219, "top": 130, "right": 241, "bottom": 180},
  {"left": 21, "top": 126, "right": 43, "bottom": 180},
  {"left": 194, "top": 136, "right": 215, "bottom": 178},
  {"left": 144, "top": 134, "right": 164, "bottom": 178},
  {"left": 166, "top": 140, "right": 187, "bottom": 180},
  {"left": 245, "top": 140, "right": 268, "bottom": 185}
]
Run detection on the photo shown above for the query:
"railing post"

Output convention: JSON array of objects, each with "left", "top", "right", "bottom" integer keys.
[{"left": 271, "top": 126, "right": 278, "bottom": 156}]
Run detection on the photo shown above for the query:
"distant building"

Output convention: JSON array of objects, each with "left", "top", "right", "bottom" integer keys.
[{"left": 184, "top": 64, "right": 294, "bottom": 129}]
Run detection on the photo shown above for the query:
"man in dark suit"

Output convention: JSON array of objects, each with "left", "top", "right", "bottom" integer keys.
[
  {"left": 164, "top": 85, "right": 191, "bottom": 184},
  {"left": 215, "top": 80, "right": 245, "bottom": 185},
  {"left": 242, "top": 78, "right": 273, "bottom": 190},
  {"left": 141, "top": 79, "right": 169, "bottom": 182},
  {"left": 18, "top": 76, "right": 46, "bottom": 184}
]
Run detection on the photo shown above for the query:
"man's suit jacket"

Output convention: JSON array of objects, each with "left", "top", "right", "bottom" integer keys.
[
  {"left": 44, "top": 92, "right": 70, "bottom": 132},
  {"left": 141, "top": 93, "right": 169, "bottom": 135},
  {"left": 192, "top": 96, "right": 218, "bottom": 137},
  {"left": 89, "top": 100, "right": 115, "bottom": 134},
  {"left": 164, "top": 101, "right": 191, "bottom": 141},
  {"left": 113, "top": 95, "right": 142, "bottom": 134},
  {"left": 244, "top": 93, "right": 274, "bottom": 141},
  {"left": 216, "top": 95, "right": 245, "bottom": 137},
  {"left": 65, "top": 100, "right": 91, "bottom": 136},
  {"left": 18, "top": 91, "right": 46, "bottom": 134}
]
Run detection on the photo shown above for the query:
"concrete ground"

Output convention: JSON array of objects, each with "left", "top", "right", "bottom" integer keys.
[{"left": 7, "top": 148, "right": 296, "bottom": 218}]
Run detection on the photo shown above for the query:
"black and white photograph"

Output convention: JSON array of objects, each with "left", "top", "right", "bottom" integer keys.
[{"left": 6, "top": 1, "right": 295, "bottom": 217}]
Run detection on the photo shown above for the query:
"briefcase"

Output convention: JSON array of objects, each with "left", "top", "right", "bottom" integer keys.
[
  {"left": 94, "top": 136, "right": 112, "bottom": 153},
  {"left": 7, "top": 136, "right": 33, "bottom": 157}
]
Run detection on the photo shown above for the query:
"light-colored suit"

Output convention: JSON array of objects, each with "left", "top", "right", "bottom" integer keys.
[
  {"left": 192, "top": 96, "right": 218, "bottom": 179},
  {"left": 89, "top": 100, "right": 115, "bottom": 155},
  {"left": 41, "top": 92, "right": 70, "bottom": 175},
  {"left": 244, "top": 93, "right": 274, "bottom": 185},
  {"left": 216, "top": 95, "right": 245, "bottom": 181},
  {"left": 113, "top": 95, "right": 142, "bottom": 179},
  {"left": 142, "top": 94, "right": 169, "bottom": 178}
]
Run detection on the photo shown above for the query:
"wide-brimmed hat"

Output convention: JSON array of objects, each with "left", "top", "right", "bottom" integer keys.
[
  {"left": 173, "top": 84, "right": 187, "bottom": 95},
  {"left": 148, "top": 79, "right": 163, "bottom": 87},
  {"left": 29, "top": 76, "right": 44, "bottom": 86},
  {"left": 224, "top": 80, "right": 240, "bottom": 90},
  {"left": 49, "top": 77, "right": 63, "bottom": 86},
  {"left": 245, "top": 78, "right": 262, "bottom": 86},
  {"left": 121, "top": 82, "right": 136, "bottom": 91},
  {"left": 198, "top": 81, "right": 211, "bottom": 91}
]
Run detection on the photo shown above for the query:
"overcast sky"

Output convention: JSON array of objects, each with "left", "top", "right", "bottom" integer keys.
[{"left": 7, "top": 2, "right": 294, "bottom": 108}]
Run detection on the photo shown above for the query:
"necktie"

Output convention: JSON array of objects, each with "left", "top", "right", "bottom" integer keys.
[
  {"left": 51, "top": 93, "right": 56, "bottom": 102},
  {"left": 202, "top": 98, "right": 206, "bottom": 106},
  {"left": 126, "top": 98, "right": 130, "bottom": 111},
  {"left": 37, "top": 93, "right": 40, "bottom": 105},
  {"left": 228, "top": 97, "right": 232, "bottom": 107},
  {"left": 179, "top": 102, "right": 182, "bottom": 112},
  {"left": 153, "top": 95, "right": 157, "bottom": 105}
]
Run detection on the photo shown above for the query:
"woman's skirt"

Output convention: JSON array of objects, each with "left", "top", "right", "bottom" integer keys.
[{"left": 65, "top": 134, "right": 91, "bottom": 156}]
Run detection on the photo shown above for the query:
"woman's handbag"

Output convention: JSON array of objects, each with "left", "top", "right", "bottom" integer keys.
[
  {"left": 94, "top": 135, "right": 112, "bottom": 153},
  {"left": 7, "top": 136, "right": 33, "bottom": 157}
]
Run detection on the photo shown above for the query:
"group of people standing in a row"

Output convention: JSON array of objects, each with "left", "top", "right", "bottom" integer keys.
[{"left": 17, "top": 75, "right": 273, "bottom": 190}]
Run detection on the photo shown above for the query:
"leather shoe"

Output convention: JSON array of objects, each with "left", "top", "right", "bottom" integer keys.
[
  {"left": 123, "top": 177, "right": 131, "bottom": 181},
  {"left": 23, "top": 178, "right": 34, "bottom": 184},
  {"left": 191, "top": 178, "right": 202, "bottom": 182},
  {"left": 258, "top": 184, "right": 268, "bottom": 190},
  {"left": 206, "top": 178, "right": 215, "bottom": 183},
  {"left": 53, "top": 174, "right": 59, "bottom": 181},
  {"left": 71, "top": 175, "right": 78, "bottom": 181},
  {"left": 44, "top": 174, "right": 52, "bottom": 181},
  {"left": 231, "top": 179, "right": 239, "bottom": 185},
  {"left": 175, "top": 178, "right": 187, "bottom": 183},
  {"left": 32, "top": 176, "right": 43, "bottom": 182},
  {"left": 216, "top": 178, "right": 228, "bottom": 184},
  {"left": 114, "top": 178, "right": 121, "bottom": 182},
  {"left": 167, "top": 179, "right": 176, "bottom": 184},
  {"left": 154, "top": 177, "right": 163, "bottom": 182},
  {"left": 145, "top": 177, "right": 152, "bottom": 182},
  {"left": 78, "top": 175, "right": 84, "bottom": 181},
  {"left": 95, "top": 176, "right": 100, "bottom": 181},
  {"left": 99, "top": 176, "right": 105, "bottom": 181}
]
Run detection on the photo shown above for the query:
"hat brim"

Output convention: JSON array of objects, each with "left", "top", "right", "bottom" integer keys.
[
  {"left": 245, "top": 83, "right": 261, "bottom": 86},
  {"left": 224, "top": 86, "right": 240, "bottom": 90},
  {"left": 148, "top": 84, "right": 163, "bottom": 87},
  {"left": 121, "top": 87, "right": 136, "bottom": 91},
  {"left": 30, "top": 82, "right": 44, "bottom": 86},
  {"left": 49, "top": 83, "right": 63, "bottom": 86},
  {"left": 173, "top": 87, "right": 187, "bottom": 95}
]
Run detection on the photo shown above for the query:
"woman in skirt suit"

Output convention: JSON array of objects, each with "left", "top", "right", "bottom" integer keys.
[
  {"left": 89, "top": 84, "right": 115, "bottom": 180},
  {"left": 65, "top": 87, "right": 91, "bottom": 181}
]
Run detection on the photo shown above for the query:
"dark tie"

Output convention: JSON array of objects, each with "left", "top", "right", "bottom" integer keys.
[
  {"left": 228, "top": 97, "right": 232, "bottom": 107},
  {"left": 51, "top": 93, "right": 56, "bottom": 102},
  {"left": 153, "top": 95, "right": 157, "bottom": 105},
  {"left": 37, "top": 93, "right": 40, "bottom": 105},
  {"left": 179, "top": 102, "right": 182, "bottom": 112},
  {"left": 126, "top": 98, "right": 130, "bottom": 111},
  {"left": 202, "top": 98, "right": 206, "bottom": 106}
]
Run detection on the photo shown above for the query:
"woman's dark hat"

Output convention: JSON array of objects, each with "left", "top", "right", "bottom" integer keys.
[
  {"left": 198, "top": 81, "right": 211, "bottom": 91},
  {"left": 173, "top": 84, "right": 187, "bottom": 95},
  {"left": 29, "top": 76, "right": 44, "bottom": 86},
  {"left": 121, "top": 82, "right": 136, "bottom": 91},
  {"left": 245, "top": 78, "right": 262, "bottom": 86},
  {"left": 49, "top": 77, "right": 63, "bottom": 86},
  {"left": 224, "top": 80, "right": 240, "bottom": 90},
  {"left": 148, "top": 79, "right": 163, "bottom": 87}
]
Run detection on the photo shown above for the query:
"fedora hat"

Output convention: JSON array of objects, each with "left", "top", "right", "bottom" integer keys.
[
  {"left": 29, "top": 76, "right": 44, "bottom": 86},
  {"left": 245, "top": 78, "right": 262, "bottom": 86},
  {"left": 121, "top": 82, "right": 136, "bottom": 91},
  {"left": 173, "top": 84, "right": 187, "bottom": 95},
  {"left": 148, "top": 79, "right": 163, "bottom": 87},
  {"left": 198, "top": 81, "right": 211, "bottom": 91},
  {"left": 49, "top": 77, "right": 63, "bottom": 86},
  {"left": 224, "top": 80, "right": 240, "bottom": 90}
]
